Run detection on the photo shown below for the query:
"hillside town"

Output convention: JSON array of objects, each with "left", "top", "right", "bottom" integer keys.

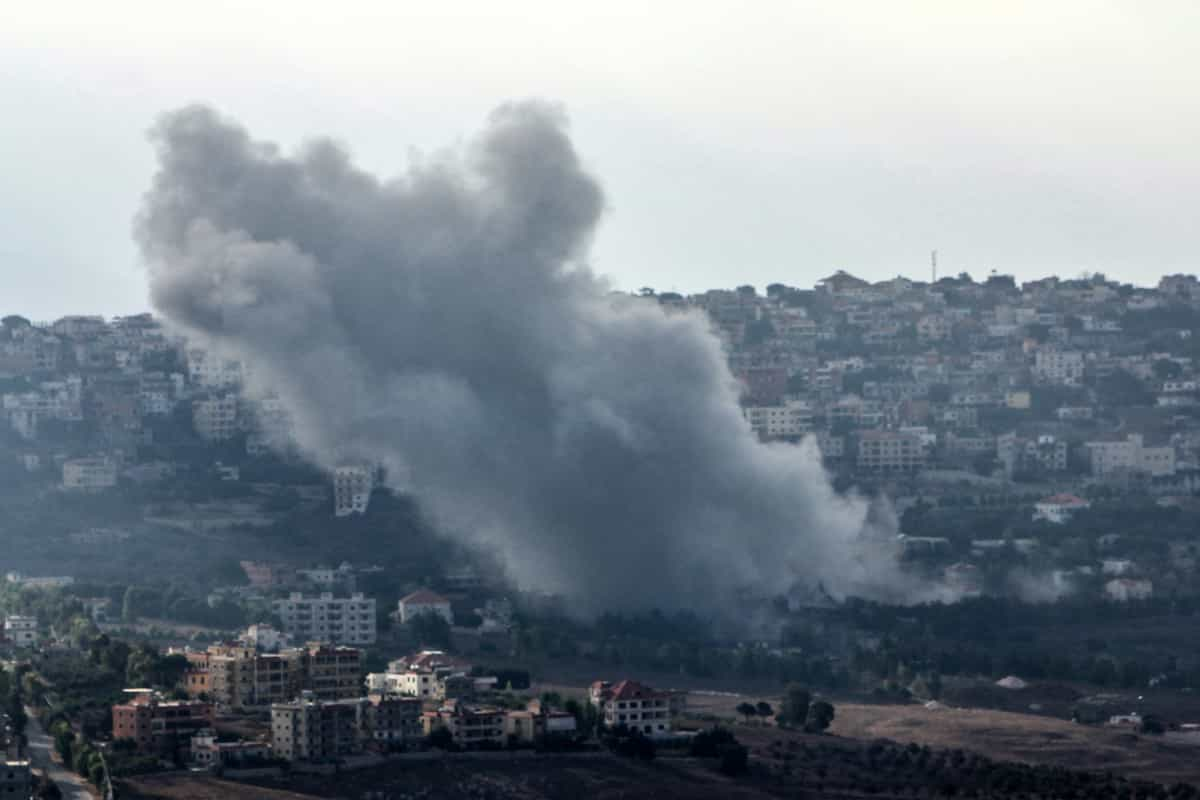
[
  {"left": 5, "top": 270, "right": 1200, "bottom": 796},
  {"left": 4, "top": 270, "right": 1200, "bottom": 606}
]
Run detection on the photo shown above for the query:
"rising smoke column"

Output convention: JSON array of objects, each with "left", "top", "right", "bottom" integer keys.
[{"left": 136, "top": 101, "right": 907, "bottom": 613}]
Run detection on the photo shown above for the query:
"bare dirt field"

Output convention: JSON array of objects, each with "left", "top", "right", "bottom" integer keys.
[
  {"left": 832, "top": 702, "right": 1200, "bottom": 785},
  {"left": 125, "top": 757, "right": 783, "bottom": 800},
  {"left": 118, "top": 773, "right": 321, "bottom": 799}
]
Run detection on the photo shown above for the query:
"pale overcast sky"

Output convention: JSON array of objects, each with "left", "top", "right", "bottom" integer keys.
[{"left": 2, "top": 1, "right": 1198, "bottom": 319}]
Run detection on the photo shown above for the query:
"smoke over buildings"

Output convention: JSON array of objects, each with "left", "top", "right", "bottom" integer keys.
[{"left": 136, "top": 101, "right": 915, "bottom": 614}]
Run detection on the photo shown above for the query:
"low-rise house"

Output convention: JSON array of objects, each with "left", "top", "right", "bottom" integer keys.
[
  {"left": 503, "top": 699, "right": 578, "bottom": 746},
  {"left": 3, "top": 615, "right": 38, "bottom": 647},
  {"left": 397, "top": 589, "right": 454, "bottom": 625},
  {"left": 422, "top": 700, "right": 506, "bottom": 748},
  {"left": 364, "top": 651, "right": 484, "bottom": 701},
  {"left": 189, "top": 730, "right": 271, "bottom": 770},
  {"left": 62, "top": 456, "right": 117, "bottom": 491},
  {"left": 589, "top": 679, "right": 679, "bottom": 738},
  {"left": 1033, "top": 494, "right": 1090, "bottom": 524},
  {"left": 240, "top": 623, "right": 293, "bottom": 653}
]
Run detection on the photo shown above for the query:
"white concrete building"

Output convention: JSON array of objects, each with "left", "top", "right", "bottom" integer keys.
[
  {"left": 4, "top": 614, "right": 38, "bottom": 647},
  {"left": 5, "top": 572, "right": 75, "bottom": 590},
  {"left": 916, "top": 314, "right": 951, "bottom": 341},
  {"left": 743, "top": 399, "right": 814, "bottom": 439},
  {"left": 1033, "top": 493, "right": 1090, "bottom": 524},
  {"left": 192, "top": 393, "right": 239, "bottom": 441},
  {"left": 397, "top": 589, "right": 454, "bottom": 625},
  {"left": 62, "top": 457, "right": 118, "bottom": 491},
  {"left": 1033, "top": 349, "right": 1085, "bottom": 386},
  {"left": 590, "top": 679, "right": 678, "bottom": 738},
  {"left": 334, "top": 465, "right": 374, "bottom": 517},
  {"left": 1086, "top": 434, "right": 1176, "bottom": 478},
  {"left": 241, "top": 623, "right": 293, "bottom": 652},
  {"left": 271, "top": 592, "right": 377, "bottom": 646},
  {"left": 187, "top": 348, "right": 244, "bottom": 389}
]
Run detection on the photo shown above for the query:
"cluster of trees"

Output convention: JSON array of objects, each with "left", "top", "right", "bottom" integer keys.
[
  {"left": 119, "top": 583, "right": 248, "bottom": 629},
  {"left": 735, "top": 700, "right": 774, "bottom": 722},
  {"left": 512, "top": 610, "right": 852, "bottom": 689},
  {"left": 760, "top": 736, "right": 1199, "bottom": 799},
  {"left": 0, "top": 664, "right": 28, "bottom": 741},
  {"left": 690, "top": 726, "right": 748, "bottom": 775},
  {"left": 841, "top": 595, "right": 1200, "bottom": 697},
  {"left": 776, "top": 685, "right": 835, "bottom": 732}
]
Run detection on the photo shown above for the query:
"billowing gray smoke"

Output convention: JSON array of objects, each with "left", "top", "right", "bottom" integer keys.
[{"left": 136, "top": 102, "right": 913, "bottom": 614}]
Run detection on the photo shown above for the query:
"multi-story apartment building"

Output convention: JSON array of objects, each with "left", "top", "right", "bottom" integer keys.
[
  {"left": 112, "top": 691, "right": 214, "bottom": 755},
  {"left": 1085, "top": 434, "right": 1176, "bottom": 478},
  {"left": 421, "top": 700, "right": 507, "bottom": 748},
  {"left": 271, "top": 695, "right": 364, "bottom": 762},
  {"left": 997, "top": 433, "right": 1068, "bottom": 478},
  {"left": 304, "top": 644, "right": 364, "bottom": 701},
  {"left": 855, "top": 431, "right": 925, "bottom": 473},
  {"left": 743, "top": 399, "right": 814, "bottom": 439},
  {"left": 272, "top": 592, "right": 377, "bottom": 646},
  {"left": 333, "top": 465, "right": 374, "bottom": 517},
  {"left": 186, "top": 348, "right": 244, "bottom": 389},
  {"left": 364, "top": 695, "right": 424, "bottom": 749},
  {"left": 192, "top": 393, "right": 239, "bottom": 441},
  {"left": 194, "top": 642, "right": 363, "bottom": 710},
  {"left": 1033, "top": 349, "right": 1085, "bottom": 386},
  {"left": 206, "top": 646, "right": 305, "bottom": 710}
]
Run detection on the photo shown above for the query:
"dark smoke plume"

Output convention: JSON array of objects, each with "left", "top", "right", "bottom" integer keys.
[{"left": 136, "top": 102, "right": 918, "bottom": 613}]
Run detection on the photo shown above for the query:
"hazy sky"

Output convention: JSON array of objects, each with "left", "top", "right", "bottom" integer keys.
[{"left": 2, "top": 1, "right": 1198, "bottom": 319}]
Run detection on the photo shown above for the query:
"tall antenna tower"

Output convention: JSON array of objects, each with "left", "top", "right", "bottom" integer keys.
[{"left": 931, "top": 249, "right": 938, "bottom": 283}]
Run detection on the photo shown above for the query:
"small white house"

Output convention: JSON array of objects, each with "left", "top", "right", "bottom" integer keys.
[
  {"left": 1033, "top": 493, "right": 1090, "bottom": 524},
  {"left": 4, "top": 615, "right": 38, "bottom": 647},
  {"left": 241, "top": 624, "right": 292, "bottom": 652},
  {"left": 397, "top": 589, "right": 454, "bottom": 625},
  {"left": 1105, "top": 579, "right": 1153, "bottom": 602}
]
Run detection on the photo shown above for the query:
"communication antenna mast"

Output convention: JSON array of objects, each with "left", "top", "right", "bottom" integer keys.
[{"left": 931, "top": 249, "right": 938, "bottom": 283}]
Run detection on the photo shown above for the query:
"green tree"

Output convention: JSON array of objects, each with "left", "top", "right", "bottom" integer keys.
[
  {"left": 755, "top": 701, "right": 773, "bottom": 718},
  {"left": 805, "top": 700, "right": 835, "bottom": 732},
  {"left": 778, "top": 684, "right": 811, "bottom": 728},
  {"left": 736, "top": 701, "right": 757, "bottom": 722}
]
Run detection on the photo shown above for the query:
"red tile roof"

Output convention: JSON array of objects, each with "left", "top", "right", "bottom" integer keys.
[{"left": 608, "top": 679, "right": 667, "bottom": 701}]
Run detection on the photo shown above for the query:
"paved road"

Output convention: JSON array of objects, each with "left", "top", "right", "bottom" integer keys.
[{"left": 24, "top": 708, "right": 95, "bottom": 800}]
